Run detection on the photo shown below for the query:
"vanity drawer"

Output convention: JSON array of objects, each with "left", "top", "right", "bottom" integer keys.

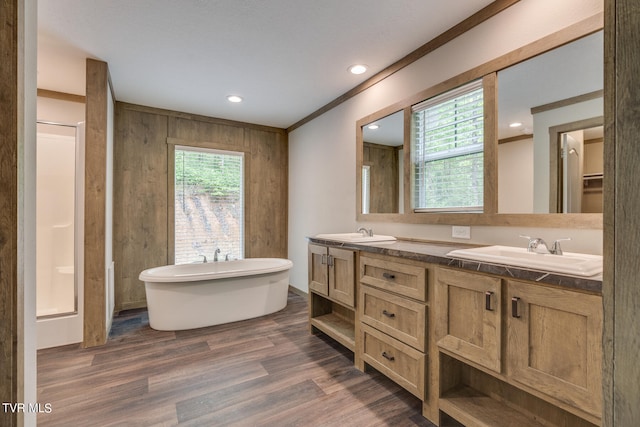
[
  {"left": 360, "top": 255, "right": 427, "bottom": 301},
  {"left": 360, "top": 323, "right": 426, "bottom": 399},
  {"left": 359, "top": 284, "right": 427, "bottom": 351}
]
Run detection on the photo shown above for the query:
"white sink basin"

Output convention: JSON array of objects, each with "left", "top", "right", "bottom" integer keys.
[
  {"left": 315, "top": 233, "right": 397, "bottom": 243},
  {"left": 447, "top": 245, "right": 602, "bottom": 277}
]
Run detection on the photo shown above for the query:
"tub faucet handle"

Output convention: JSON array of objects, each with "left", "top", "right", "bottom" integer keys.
[{"left": 199, "top": 254, "right": 208, "bottom": 263}]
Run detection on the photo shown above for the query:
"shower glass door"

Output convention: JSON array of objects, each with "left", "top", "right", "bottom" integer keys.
[{"left": 36, "top": 121, "right": 84, "bottom": 349}]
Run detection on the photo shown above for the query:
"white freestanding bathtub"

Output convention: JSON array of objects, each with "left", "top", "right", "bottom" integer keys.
[{"left": 139, "top": 258, "right": 293, "bottom": 331}]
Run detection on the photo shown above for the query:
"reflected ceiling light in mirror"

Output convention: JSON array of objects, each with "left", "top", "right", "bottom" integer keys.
[
  {"left": 349, "top": 64, "right": 368, "bottom": 75},
  {"left": 367, "top": 124, "right": 379, "bottom": 130},
  {"left": 227, "top": 95, "right": 243, "bottom": 103},
  {"left": 509, "top": 122, "right": 523, "bottom": 128}
]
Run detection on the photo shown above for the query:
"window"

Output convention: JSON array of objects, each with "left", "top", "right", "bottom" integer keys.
[
  {"left": 174, "top": 146, "right": 244, "bottom": 264},
  {"left": 411, "top": 80, "right": 484, "bottom": 212},
  {"left": 362, "top": 165, "right": 371, "bottom": 214}
]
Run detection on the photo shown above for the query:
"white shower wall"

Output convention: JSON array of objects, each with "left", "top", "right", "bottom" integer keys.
[{"left": 36, "top": 130, "right": 77, "bottom": 317}]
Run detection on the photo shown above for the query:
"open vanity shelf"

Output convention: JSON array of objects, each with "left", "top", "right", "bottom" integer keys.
[
  {"left": 309, "top": 296, "right": 355, "bottom": 351},
  {"left": 438, "top": 354, "right": 599, "bottom": 427}
]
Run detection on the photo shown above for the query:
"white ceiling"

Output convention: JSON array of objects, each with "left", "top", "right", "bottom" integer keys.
[
  {"left": 497, "top": 31, "right": 603, "bottom": 139},
  {"left": 37, "top": 0, "right": 495, "bottom": 129}
]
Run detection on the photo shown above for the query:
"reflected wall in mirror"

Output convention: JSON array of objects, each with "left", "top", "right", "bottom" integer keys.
[
  {"left": 549, "top": 124, "right": 604, "bottom": 213},
  {"left": 361, "top": 110, "right": 404, "bottom": 214},
  {"left": 498, "top": 30, "right": 603, "bottom": 214}
]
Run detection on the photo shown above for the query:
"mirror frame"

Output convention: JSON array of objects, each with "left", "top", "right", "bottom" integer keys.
[{"left": 356, "top": 13, "right": 603, "bottom": 229}]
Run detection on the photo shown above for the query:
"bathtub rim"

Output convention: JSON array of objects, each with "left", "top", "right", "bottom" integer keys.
[{"left": 139, "top": 257, "right": 293, "bottom": 283}]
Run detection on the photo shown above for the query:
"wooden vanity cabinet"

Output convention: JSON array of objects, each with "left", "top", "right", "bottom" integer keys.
[
  {"left": 308, "top": 242, "right": 603, "bottom": 426},
  {"left": 435, "top": 268, "right": 502, "bottom": 373},
  {"left": 357, "top": 253, "right": 429, "bottom": 401},
  {"left": 308, "top": 244, "right": 355, "bottom": 307},
  {"left": 308, "top": 243, "right": 357, "bottom": 351},
  {"left": 507, "top": 280, "right": 603, "bottom": 419},
  {"left": 436, "top": 268, "right": 603, "bottom": 427}
]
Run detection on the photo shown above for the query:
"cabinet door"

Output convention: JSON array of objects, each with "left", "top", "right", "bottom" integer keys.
[
  {"left": 507, "top": 281, "right": 602, "bottom": 418},
  {"left": 328, "top": 247, "right": 356, "bottom": 307},
  {"left": 308, "top": 244, "right": 329, "bottom": 295},
  {"left": 435, "top": 268, "right": 502, "bottom": 373}
]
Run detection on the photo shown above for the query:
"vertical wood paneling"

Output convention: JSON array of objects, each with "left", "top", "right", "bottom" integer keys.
[
  {"left": 84, "top": 59, "right": 109, "bottom": 347},
  {"left": 0, "top": 0, "right": 19, "bottom": 424},
  {"left": 246, "top": 128, "right": 288, "bottom": 258},
  {"left": 363, "top": 142, "right": 399, "bottom": 214},
  {"left": 114, "top": 109, "right": 168, "bottom": 310},
  {"left": 603, "top": 0, "right": 640, "bottom": 425},
  {"left": 114, "top": 105, "right": 288, "bottom": 310},
  {"left": 169, "top": 116, "right": 245, "bottom": 148}
]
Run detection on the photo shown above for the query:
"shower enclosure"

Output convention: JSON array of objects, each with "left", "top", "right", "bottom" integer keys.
[{"left": 36, "top": 121, "right": 84, "bottom": 349}]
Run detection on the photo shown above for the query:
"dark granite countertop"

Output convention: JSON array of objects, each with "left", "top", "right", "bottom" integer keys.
[{"left": 307, "top": 237, "right": 602, "bottom": 294}]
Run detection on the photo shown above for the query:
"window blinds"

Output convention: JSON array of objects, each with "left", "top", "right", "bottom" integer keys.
[
  {"left": 411, "top": 80, "right": 484, "bottom": 212},
  {"left": 174, "top": 146, "right": 244, "bottom": 264}
]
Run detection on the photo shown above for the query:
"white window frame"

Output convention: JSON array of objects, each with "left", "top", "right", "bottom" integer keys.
[
  {"left": 411, "top": 79, "right": 484, "bottom": 213},
  {"left": 174, "top": 145, "right": 244, "bottom": 264}
]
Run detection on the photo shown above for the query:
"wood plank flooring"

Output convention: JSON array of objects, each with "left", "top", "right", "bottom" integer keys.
[{"left": 37, "top": 292, "right": 435, "bottom": 426}]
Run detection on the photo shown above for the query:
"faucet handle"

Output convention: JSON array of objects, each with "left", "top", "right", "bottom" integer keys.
[{"left": 551, "top": 238, "right": 571, "bottom": 255}]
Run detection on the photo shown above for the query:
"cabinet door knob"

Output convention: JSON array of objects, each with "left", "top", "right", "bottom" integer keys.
[
  {"left": 485, "top": 291, "right": 494, "bottom": 311},
  {"left": 511, "top": 297, "right": 521, "bottom": 318},
  {"left": 382, "top": 272, "right": 396, "bottom": 280},
  {"left": 382, "top": 310, "right": 396, "bottom": 319},
  {"left": 382, "top": 351, "right": 395, "bottom": 362}
]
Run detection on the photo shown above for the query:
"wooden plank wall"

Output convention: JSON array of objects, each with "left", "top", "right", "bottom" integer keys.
[
  {"left": 0, "top": 0, "right": 20, "bottom": 425},
  {"left": 363, "top": 142, "right": 399, "bottom": 213},
  {"left": 84, "top": 59, "right": 110, "bottom": 347},
  {"left": 603, "top": 0, "right": 640, "bottom": 425},
  {"left": 114, "top": 103, "right": 288, "bottom": 311}
]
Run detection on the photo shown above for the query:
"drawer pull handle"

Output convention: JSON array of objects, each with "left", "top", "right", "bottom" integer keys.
[
  {"left": 382, "top": 272, "right": 396, "bottom": 280},
  {"left": 485, "top": 291, "right": 494, "bottom": 311},
  {"left": 382, "top": 310, "right": 396, "bottom": 319},
  {"left": 512, "top": 297, "right": 521, "bottom": 318},
  {"left": 382, "top": 351, "right": 395, "bottom": 362}
]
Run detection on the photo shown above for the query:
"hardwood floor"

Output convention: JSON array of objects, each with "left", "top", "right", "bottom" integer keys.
[{"left": 37, "top": 292, "right": 435, "bottom": 426}]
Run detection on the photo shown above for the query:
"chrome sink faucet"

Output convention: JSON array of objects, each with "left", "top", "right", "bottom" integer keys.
[
  {"left": 520, "top": 236, "right": 571, "bottom": 255},
  {"left": 357, "top": 227, "right": 373, "bottom": 237},
  {"left": 213, "top": 248, "right": 221, "bottom": 262}
]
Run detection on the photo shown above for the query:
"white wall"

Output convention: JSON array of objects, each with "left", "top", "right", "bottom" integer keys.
[
  {"left": 21, "top": 0, "right": 38, "bottom": 425},
  {"left": 288, "top": 0, "right": 604, "bottom": 292},
  {"left": 498, "top": 138, "right": 534, "bottom": 213}
]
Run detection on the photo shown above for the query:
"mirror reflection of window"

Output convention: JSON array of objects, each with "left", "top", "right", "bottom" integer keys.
[{"left": 362, "top": 165, "right": 371, "bottom": 214}]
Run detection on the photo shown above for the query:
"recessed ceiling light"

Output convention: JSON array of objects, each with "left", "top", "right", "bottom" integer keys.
[
  {"left": 509, "top": 122, "right": 523, "bottom": 128},
  {"left": 349, "top": 64, "right": 368, "bottom": 75},
  {"left": 227, "top": 95, "right": 243, "bottom": 103},
  {"left": 367, "top": 124, "right": 379, "bottom": 130}
]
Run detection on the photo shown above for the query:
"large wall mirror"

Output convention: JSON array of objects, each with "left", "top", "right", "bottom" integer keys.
[
  {"left": 497, "top": 31, "right": 603, "bottom": 214},
  {"left": 356, "top": 15, "right": 603, "bottom": 228},
  {"left": 360, "top": 110, "right": 404, "bottom": 214}
]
